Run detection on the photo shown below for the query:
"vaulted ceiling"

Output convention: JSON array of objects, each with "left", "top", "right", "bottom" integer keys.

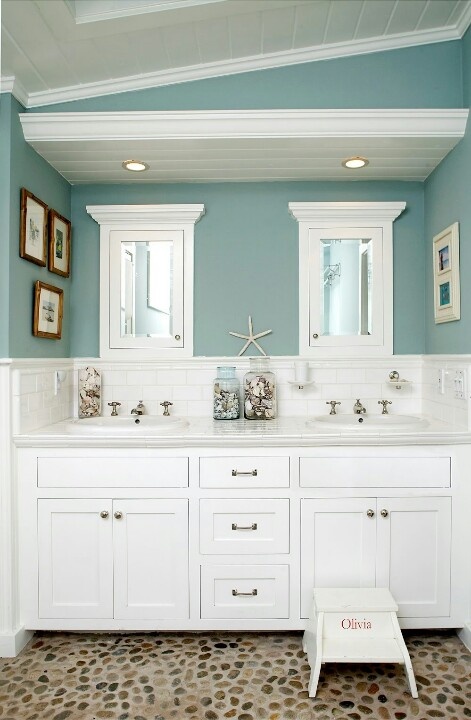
[
  {"left": 2, "top": 1, "right": 470, "bottom": 184},
  {"left": 2, "top": 0, "right": 471, "bottom": 108}
]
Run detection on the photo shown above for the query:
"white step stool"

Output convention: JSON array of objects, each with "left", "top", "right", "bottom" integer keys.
[{"left": 302, "top": 587, "right": 418, "bottom": 698}]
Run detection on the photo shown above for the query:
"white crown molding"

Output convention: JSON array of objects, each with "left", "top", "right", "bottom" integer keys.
[
  {"left": 288, "top": 202, "right": 406, "bottom": 224},
  {"left": 0, "top": 77, "right": 29, "bottom": 108},
  {"left": 86, "top": 204, "right": 205, "bottom": 225},
  {"left": 20, "top": 108, "right": 469, "bottom": 144},
  {"left": 15, "top": 24, "right": 471, "bottom": 108}
]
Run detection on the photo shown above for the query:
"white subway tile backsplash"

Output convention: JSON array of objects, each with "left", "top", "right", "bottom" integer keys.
[
  {"left": 156, "top": 370, "right": 187, "bottom": 385},
  {"left": 12, "top": 356, "right": 469, "bottom": 433}
]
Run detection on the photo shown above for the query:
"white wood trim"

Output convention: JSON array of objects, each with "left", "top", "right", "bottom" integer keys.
[
  {"left": 0, "top": 365, "right": 31, "bottom": 658},
  {"left": 289, "top": 202, "right": 407, "bottom": 224},
  {"left": 10, "top": 26, "right": 471, "bottom": 108},
  {"left": 291, "top": 202, "right": 404, "bottom": 358},
  {"left": 0, "top": 628, "right": 34, "bottom": 658},
  {"left": 21, "top": 110, "right": 468, "bottom": 142},
  {"left": 87, "top": 204, "right": 205, "bottom": 225},
  {"left": 89, "top": 204, "right": 204, "bottom": 359},
  {"left": 457, "top": 622, "right": 471, "bottom": 651}
]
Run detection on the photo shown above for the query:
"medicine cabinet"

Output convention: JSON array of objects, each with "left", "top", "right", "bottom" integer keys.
[
  {"left": 87, "top": 204, "right": 205, "bottom": 359},
  {"left": 289, "top": 202, "right": 406, "bottom": 357}
]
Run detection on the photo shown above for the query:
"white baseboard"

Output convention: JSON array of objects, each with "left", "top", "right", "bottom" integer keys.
[
  {"left": 457, "top": 622, "right": 471, "bottom": 651},
  {"left": 0, "top": 628, "right": 35, "bottom": 657}
]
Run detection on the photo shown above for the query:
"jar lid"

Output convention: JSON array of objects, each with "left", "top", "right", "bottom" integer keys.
[
  {"left": 217, "top": 366, "right": 236, "bottom": 378},
  {"left": 248, "top": 356, "right": 270, "bottom": 371}
]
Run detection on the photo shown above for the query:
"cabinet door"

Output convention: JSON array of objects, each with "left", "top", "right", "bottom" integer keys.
[
  {"left": 113, "top": 499, "right": 189, "bottom": 619},
  {"left": 300, "top": 498, "right": 376, "bottom": 617},
  {"left": 38, "top": 499, "right": 113, "bottom": 619},
  {"left": 376, "top": 497, "right": 451, "bottom": 617}
]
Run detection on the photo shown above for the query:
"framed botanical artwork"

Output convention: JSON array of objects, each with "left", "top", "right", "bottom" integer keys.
[
  {"left": 433, "top": 222, "right": 460, "bottom": 324},
  {"left": 33, "top": 281, "right": 64, "bottom": 339},
  {"left": 48, "top": 209, "right": 71, "bottom": 277},
  {"left": 20, "top": 188, "right": 48, "bottom": 266}
]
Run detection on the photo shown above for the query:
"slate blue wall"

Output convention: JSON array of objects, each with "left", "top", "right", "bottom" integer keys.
[
  {"left": 8, "top": 97, "right": 71, "bottom": 358},
  {"left": 424, "top": 28, "right": 471, "bottom": 353}
]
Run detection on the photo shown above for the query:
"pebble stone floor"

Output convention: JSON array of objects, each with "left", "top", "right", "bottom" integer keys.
[{"left": 0, "top": 631, "right": 470, "bottom": 720}]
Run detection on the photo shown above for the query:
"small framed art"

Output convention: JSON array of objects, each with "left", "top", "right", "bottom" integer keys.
[
  {"left": 33, "top": 281, "right": 64, "bottom": 339},
  {"left": 48, "top": 209, "right": 71, "bottom": 277},
  {"left": 433, "top": 222, "right": 460, "bottom": 324},
  {"left": 20, "top": 188, "right": 48, "bottom": 266}
]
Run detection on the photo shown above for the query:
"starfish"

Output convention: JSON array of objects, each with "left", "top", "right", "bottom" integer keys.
[{"left": 229, "top": 316, "right": 272, "bottom": 356}]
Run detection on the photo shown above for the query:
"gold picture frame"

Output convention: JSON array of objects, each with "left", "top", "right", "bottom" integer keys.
[
  {"left": 33, "top": 281, "right": 64, "bottom": 339},
  {"left": 20, "top": 188, "right": 48, "bottom": 266},
  {"left": 48, "top": 209, "right": 71, "bottom": 277}
]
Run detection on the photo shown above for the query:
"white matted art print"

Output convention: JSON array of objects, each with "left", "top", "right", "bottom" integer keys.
[
  {"left": 33, "top": 281, "right": 64, "bottom": 339},
  {"left": 433, "top": 222, "right": 460, "bottom": 324}
]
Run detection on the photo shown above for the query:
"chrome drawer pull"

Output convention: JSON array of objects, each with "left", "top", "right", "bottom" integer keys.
[
  {"left": 231, "top": 469, "right": 258, "bottom": 476},
  {"left": 231, "top": 523, "right": 258, "bottom": 531},
  {"left": 232, "top": 588, "right": 258, "bottom": 596}
]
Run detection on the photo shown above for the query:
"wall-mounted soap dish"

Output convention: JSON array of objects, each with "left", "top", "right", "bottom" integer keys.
[{"left": 388, "top": 370, "right": 411, "bottom": 390}]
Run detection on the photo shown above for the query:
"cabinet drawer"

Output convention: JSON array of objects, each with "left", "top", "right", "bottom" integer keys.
[
  {"left": 299, "top": 456, "right": 451, "bottom": 488},
  {"left": 200, "top": 565, "right": 289, "bottom": 618},
  {"left": 199, "top": 457, "right": 289, "bottom": 488},
  {"left": 200, "top": 499, "right": 289, "bottom": 554},
  {"left": 37, "top": 457, "right": 189, "bottom": 488}
]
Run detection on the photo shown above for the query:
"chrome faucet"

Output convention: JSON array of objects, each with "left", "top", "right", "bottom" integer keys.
[
  {"left": 131, "top": 400, "right": 145, "bottom": 416},
  {"left": 378, "top": 399, "right": 392, "bottom": 415},
  {"left": 353, "top": 399, "right": 367, "bottom": 414},
  {"left": 326, "top": 400, "right": 341, "bottom": 415}
]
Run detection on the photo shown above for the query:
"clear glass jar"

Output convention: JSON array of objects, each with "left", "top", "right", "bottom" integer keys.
[
  {"left": 244, "top": 357, "right": 276, "bottom": 420},
  {"left": 213, "top": 366, "right": 240, "bottom": 420}
]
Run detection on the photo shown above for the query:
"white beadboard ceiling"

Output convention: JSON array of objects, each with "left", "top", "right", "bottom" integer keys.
[
  {"left": 3, "top": 1, "right": 471, "bottom": 184},
  {"left": 2, "top": 0, "right": 471, "bottom": 108},
  {"left": 20, "top": 109, "right": 469, "bottom": 184}
]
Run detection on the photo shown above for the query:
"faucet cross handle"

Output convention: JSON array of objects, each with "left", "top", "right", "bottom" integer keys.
[
  {"left": 326, "top": 400, "right": 341, "bottom": 415},
  {"left": 160, "top": 401, "right": 173, "bottom": 416},
  {"left": 108, "top": 401, "right": 121, "bottom": 416},
  {"left": 378, "top": 399, "right": 392, "bottom": 415}
]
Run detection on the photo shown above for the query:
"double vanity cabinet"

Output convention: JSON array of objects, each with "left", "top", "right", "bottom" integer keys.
[{"left": 16, "top": 430, "right": 470, "bottom": 633}]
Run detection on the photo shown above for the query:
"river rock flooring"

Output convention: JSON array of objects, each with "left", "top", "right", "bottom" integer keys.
[{"left": 0, "top": 631, "right": 469, "bottom": 720}]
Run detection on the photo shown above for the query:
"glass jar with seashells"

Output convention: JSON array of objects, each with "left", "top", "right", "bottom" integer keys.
[{"left": 244, "top": 357, "right": 277, "bottom": 420}]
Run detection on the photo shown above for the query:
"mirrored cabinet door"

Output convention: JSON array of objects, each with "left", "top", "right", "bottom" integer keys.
[
  {"left": 309, "top": 227, "right": 383, "bottom": 348},
  {"left": 109, "top": 230, "right": 184, "bottom": 349}
]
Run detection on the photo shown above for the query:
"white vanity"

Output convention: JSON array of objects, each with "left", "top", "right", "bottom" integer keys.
[{"left": 15, "top": 417, "right": 471, "bottom": 635}]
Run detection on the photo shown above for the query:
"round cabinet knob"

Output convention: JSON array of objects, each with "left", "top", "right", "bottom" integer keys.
[
  {"left": 114, "top": 511, "right": 123, "bottom": 520},
  {"left": 366, "top": 509, "right": 375, "bottom": 518},
  {"left": 380, "top": 509, "right": 389, "bottom": 518},
  {"left": 312, "top": 333, "right": 319, "bottom": 339},
  {"left": 175, "top": 334, "right": 181, "bottom": 341},
  {"left": 100, "top": 510, "right": 109, "bottom": 519}
]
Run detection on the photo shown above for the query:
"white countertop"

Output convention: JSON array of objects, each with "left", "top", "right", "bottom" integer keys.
[{"left": 13, "top": 415, "right": 471, "bottom": 448}]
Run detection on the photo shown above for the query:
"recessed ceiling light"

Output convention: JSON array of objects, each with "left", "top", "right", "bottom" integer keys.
[
  {"left": 122, "top": 160, "right": 149, "bottom": 172},
  {"left": 342, "top": 156, "right": 369, "bottom": 169}
]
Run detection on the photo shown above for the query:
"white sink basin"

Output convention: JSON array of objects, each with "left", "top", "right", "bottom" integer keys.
[
  {"left": 308, "top": 414, "right": 429, "bottom": 430},
  {"left": 64, "top": 416, "right": 188, "bottom": 434}
]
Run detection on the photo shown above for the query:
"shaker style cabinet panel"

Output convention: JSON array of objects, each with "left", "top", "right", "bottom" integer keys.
[
  {"left": 200, "top": 499, "right": 289, "bottom": 555},
  {"left": 300, "top": 498, "right": 377, "bottom": 618},
  {"left": 114, "top": 499, "right": 189, "bottom": 620},
  {"left": 199, "top": 456, "right": 290, "bottom": 488},
  {"left": 38, "top": 499, "right": 114, "bottom": 619},
  {"left": 37, "top": 456, "right": 189, "bottom": 488},
  {"left": 301, "top": 496, "right": 452, "bottom": 619},
  {"left": 38, "top": 498, "right": 189, "bottom": 621},
  {"left": 376, "top": 496, "right": 451, "bottom": 618}
]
